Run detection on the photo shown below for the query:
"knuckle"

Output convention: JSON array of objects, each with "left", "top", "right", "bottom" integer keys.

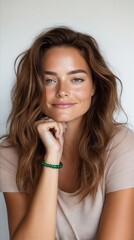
[{"left": 36, "top": 122, "right": 45, "bottom": 132}]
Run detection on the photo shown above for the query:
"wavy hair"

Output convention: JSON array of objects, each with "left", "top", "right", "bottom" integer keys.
[{"left": 2, "top": 26, "right": 126, "bottom": 199}]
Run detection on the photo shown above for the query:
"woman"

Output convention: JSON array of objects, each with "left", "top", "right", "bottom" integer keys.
[{"left": 0, "top": 26, "right": 134, "bottom": 240}]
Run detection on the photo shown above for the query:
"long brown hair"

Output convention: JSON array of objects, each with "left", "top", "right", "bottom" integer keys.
[{"left": 1, "top": 26, "right": 126, "bottom": 198}]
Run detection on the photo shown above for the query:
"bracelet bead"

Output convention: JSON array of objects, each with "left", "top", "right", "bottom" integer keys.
[{"left": 41, "top": 160, "right": 63, "bottom": 169}]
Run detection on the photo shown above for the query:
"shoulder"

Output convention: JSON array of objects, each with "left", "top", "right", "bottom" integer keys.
[
  {"left": 0, "top": 140, "right": 19, "bottom": 169},
  {"left": 0, "top": 139, "right": 19, "bottom": 192},
  {"left": 107, "top": 125, "right": 134, "bottom": 159},
  {"left": 104, "top": 125, "right": 134, "bottom": 193}
]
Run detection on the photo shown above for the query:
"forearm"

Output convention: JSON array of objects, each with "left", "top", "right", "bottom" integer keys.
[{"left": 12, "top": 157, "right": 59, "bottom": 240}]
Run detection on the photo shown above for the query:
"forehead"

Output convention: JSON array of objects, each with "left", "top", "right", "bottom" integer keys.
[
  {"left": 44, "top": 46, "right": 82, "bottom": 57},
  {"left": 43, "top": 47, "right": 90, "bottom": 73}
]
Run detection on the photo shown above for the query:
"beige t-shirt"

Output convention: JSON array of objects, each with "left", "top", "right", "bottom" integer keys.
[{"left": 0, "top": 126, "right": 134, "bottom": 240}]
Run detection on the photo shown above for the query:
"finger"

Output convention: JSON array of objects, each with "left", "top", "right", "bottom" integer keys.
[
  {"left": 53, "top": 123, "right": 61, "bottom": 139},
  {"left": 35, "top": 119, "right": 65, "bottom": 140},
  {"left": 43, "top": 117, "right": 54, "bottom": 122},
  {"left": 57, "top": 122, "right": 64, "bottom": 139},
  {"left": 63, "top": 122, "right": 67, "bottom": 132},
  {"left": 56, "top": 122, "right": 67, "bottom": 138},
  {"left": 44, "top": 122, "right": 60, "bottom": 133},
  {"left": 44, "top": 116, "right": 50, "bottom": 120},
  {"left": 34, "top": 117, "right": 53, "bottom": 128}
]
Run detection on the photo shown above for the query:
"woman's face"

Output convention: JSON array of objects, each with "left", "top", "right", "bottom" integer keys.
[{"left": 41, "top": 47, "right": 95, "bottom": 123}]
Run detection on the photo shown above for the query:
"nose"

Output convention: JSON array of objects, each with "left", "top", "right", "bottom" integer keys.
[
  {"left": 56, "top": 92, "right": 68, "bottom": 98},
  {"left": 56, "top": 82, "right": 69, "bottom": 98}
]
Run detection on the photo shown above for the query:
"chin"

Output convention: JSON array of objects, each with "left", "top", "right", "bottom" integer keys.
[
  {"left": 53, "top": 116, "right": 71, "bottom": 122},
  {"left": 51, "top": 114, "right": 83, "bottom": 123}
]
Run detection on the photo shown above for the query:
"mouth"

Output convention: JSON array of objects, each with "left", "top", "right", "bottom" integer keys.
[{"left": 52, "top": 103, "right": 77, "bottom": 109}]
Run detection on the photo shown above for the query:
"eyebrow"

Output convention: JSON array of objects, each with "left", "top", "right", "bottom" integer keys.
[{"left": 44, "top": 69, "right": 88, "bottom": 76}]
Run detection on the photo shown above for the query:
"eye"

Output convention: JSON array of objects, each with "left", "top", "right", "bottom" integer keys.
[
  {"left": 44, "top": 79, "right": 56, "bottom": 85},
  {"left": 72, "top": 78, "right": 84, "bottom": 83}
]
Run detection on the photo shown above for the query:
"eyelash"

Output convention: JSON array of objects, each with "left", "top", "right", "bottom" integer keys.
[
  {"left": 72, "top": 78, "right": 84, "bottom": 83},
  {"left": 44, "top": 79, "right": 56, "bottom": 85},
  {"left": 44, "top": 78, "right": 84, "bottom": 85}
]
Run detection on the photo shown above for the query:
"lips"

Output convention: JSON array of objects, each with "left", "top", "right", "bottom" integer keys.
[{"left": 52, "top": 103, "right": 76, "bottom": 109}]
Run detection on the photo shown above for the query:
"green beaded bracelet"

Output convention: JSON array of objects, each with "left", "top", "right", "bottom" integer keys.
[{"left": 41, "top": 160, "right": 63, "bottom": 169}]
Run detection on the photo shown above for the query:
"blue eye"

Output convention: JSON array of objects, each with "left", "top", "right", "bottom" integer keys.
[
  {"left": 44, "top": 79, "right": 55, "bottom": 85},
  {"left": 72, "top": 78, "right": 84, "bottom": 83}
]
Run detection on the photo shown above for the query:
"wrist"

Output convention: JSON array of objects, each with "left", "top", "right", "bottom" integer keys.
[
  {"left": 41, "top": 160, "right": 63, "bottom": 169},
  {"left": 44, "top": 154, "right": 61, "bottom": 165}
]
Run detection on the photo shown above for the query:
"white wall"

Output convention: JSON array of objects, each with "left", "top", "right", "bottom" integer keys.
[{"left": 0, "top": 0, "right": 134, "bottom": 239}]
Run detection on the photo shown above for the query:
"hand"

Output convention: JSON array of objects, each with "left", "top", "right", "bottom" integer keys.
[{"left": 35, "top": 117, "right": 67, "bottom": 161}]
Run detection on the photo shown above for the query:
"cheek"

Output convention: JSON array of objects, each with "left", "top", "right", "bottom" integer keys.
[
  {"left": 76, "top": 85, "right": 93, "bottom": 101},
  {"left": 41, "top": 88, "right": 52, "bottom": 105},
  {"left": 76, "top": 86, "right": 94, "bottom": 112},
  {"left": 42, "top": 88, "right": 49, "bottom": 100}
]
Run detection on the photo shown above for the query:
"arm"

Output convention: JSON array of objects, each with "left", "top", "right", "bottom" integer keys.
[
  {"left": 97, "top": 188, "right": 134, "bottom": 240},
  {"left": 4, "top": 119, "right": 66, "bottom": 240},
  {"left": 4, "top": 161, "right": 59, "bottom": 240}
]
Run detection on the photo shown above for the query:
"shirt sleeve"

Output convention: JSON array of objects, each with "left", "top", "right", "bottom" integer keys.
[
  {"left": 0, "top": 142, "right": 19, "bottom": 192},
  {"left": 105, "top": 126, "right": 134, "bottom": 194}
]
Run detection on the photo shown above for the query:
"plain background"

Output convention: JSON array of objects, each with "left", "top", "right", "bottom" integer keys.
[{"left": 0, "top": 0, "right": 134, "bottom": 239}]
